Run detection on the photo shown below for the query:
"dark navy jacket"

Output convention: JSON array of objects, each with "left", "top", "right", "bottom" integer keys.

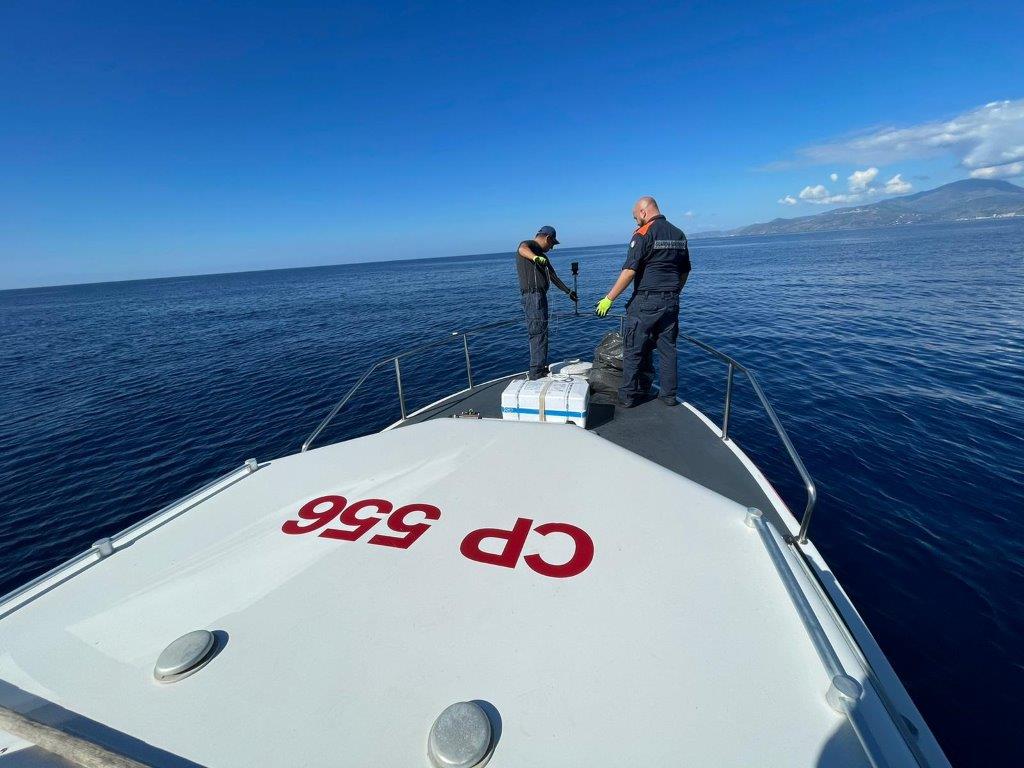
[
  {"left": 515, "top": 240, "right": 550, "bottom": 294},
  {"left": 622, "top": 215, "right": 691, "bottom": 292}
]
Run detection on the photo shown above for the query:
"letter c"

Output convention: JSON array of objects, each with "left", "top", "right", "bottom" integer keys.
[{"left": 523, "top": 522, "right": 595, "bottom": 578}]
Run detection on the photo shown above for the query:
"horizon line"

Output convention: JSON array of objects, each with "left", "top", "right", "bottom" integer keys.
[
  {"left": 0, "top": 240, "right": 629, "bottom": 293},
  {"left": 6, "top": 177, "right": 1019, "bottom": 292}
]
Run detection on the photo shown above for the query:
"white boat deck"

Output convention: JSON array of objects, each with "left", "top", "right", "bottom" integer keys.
[{"left": 0, "top": 418, "right": 926, "bottom": 766}]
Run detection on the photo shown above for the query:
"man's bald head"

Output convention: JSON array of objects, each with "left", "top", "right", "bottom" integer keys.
[{"left": 633, "top": 196, "right": 661, "bottom": 226}]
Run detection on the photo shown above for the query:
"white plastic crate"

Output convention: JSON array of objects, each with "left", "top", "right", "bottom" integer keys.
[
  {"left": 501, "top": 376, "right": 589, "bottom": 428},
  {"left": 500, "top": 379, "right": 528, "bottom": 422},
  {"left": 549, "top": 359, "right": 594, "bottom": 377}
]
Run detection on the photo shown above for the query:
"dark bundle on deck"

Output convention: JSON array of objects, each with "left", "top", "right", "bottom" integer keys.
[{"left": 588, "top": 330, "right": 624, "bottom": 398}]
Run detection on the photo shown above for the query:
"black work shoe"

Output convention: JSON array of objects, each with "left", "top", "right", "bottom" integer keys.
[
  {"left": 660, "top": 397, "right": 679, "bottom": 407},
  {"left": 528, "top": 367, "right": 550, "bottom": 381},
  {"left": 617, "top": 398, "right": 639, "bottom": 408}
]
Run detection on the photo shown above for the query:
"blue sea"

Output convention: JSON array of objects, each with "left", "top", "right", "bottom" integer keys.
[{"left": 1, "top": 220, "right": 1022, "bottom": 765}]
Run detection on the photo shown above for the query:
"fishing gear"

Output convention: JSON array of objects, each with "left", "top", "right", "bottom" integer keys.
[{"left": 571, "top": 261, "right": 579, "bottom": 316}]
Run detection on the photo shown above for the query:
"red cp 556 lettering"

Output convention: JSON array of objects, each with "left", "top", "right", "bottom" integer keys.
[
  {"left": 460, "top": 517, "right": 595, "bottom": 578},
  {"left": 282, "top": 495, "right": 440, "bottom": 549}
]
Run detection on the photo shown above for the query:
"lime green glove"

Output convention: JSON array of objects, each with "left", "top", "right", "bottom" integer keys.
[
  {"left": 534, "top": 255, "right": 548, "bottom": 267},
  {"left": 596, "top": 296, "right": 613, "bottom": 317}
]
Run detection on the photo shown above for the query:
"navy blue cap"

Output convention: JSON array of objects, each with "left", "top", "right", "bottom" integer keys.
[{"left": 536, "top": 225, "right": 560, "bottom": 245}]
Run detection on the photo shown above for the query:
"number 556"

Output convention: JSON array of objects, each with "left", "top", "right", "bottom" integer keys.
[{"left": 282, "top": 495, "right": 440, "bottom": 549}]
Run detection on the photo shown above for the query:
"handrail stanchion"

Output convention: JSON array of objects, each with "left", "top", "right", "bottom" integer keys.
[
  {"left": 462, "top": 334, "right": 474, "bottom": 389},
  {"left": 395, "top": 358, "right": 407, "bottom": 420},
  {"left": 681, "top": 333, "right": 816, "bottom": 543},
  {"left": 745, "top": 371, "right": 818, "bottom": 544},
  {"left": 722, "top": 362, "right": 734, "bottom": 441}
]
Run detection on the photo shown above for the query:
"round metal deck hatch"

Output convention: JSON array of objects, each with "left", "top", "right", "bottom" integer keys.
[
  {"left": 427, "top": 701, "right": 493, "bottom": 768},
  {"left": 154, "top": 630, "right": 216, "bottom": 683}
]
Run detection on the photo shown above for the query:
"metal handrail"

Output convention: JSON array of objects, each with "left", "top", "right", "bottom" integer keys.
[
  {"left": 301, "top": 316, "right": 817, "bottom": 543},
  {"left": 301, "top": 313, "right": 595, "bottom": 453},
  {"left": 744, "top": 509, "right": 889, "bottom": 767},
  {"left": 0, "top": 703, "right": 152, "bottom": 767},
  {"left": 682, "top": 334, "right": 818, "bottom": 543},
  {"left": 0, "top": 459, "right": 260, "bottom": 618}
]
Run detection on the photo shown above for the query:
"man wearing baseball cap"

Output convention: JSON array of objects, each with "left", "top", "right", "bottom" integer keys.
[{"left": 515, "top": 225, "right": 577, "bottom": 380}]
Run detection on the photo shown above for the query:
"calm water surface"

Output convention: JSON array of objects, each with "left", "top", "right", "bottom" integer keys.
[{"left": 1, "top": 220, "right": 1022, "bottom": 765}]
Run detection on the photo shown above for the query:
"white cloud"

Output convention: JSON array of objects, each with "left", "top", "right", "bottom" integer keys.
[
  {"left": 814, "top": 193, "right": 863, "bottom": 205},
  {"left": 970, "top": 161, "right": 1024, "bottom": 179},
  {"left": 683, "top": 210, "right": 695, "bottom": 217},
  {"left": 795, "top": 184, "right": 865, "bottom": 205},
  {"left": 799, "top": 184, "right": 829, "bottom": 201},
  {"left": 829, "top": 193, "right": 863, "bottom": 204},
  {"left": 829, "top": 173, "right": 839, "bottom": 182},
  {"left": 884, "top": 174, "right": 913, "bottom": 193},
  {"left": 785, "top": 99, "right": 1024, "bottom": 179},
  {"left": 848, "top": 167, "right": 879, "bottom": 192},
  {"left": 783, "top": 166, "right": 919, "bottom": 208}
]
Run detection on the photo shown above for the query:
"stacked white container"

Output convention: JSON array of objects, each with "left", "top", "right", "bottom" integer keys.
[{"left": 501, "top": 376, "right": 589, "bottom": 428}]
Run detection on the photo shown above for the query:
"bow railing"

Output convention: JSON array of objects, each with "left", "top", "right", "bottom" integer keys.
[{"left": 301, "top": 314, "right": 817, "bottom": 543}]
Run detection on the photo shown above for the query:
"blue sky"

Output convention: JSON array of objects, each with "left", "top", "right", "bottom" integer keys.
[{"left": 2, "top": 1, "right": 1023, "bottom": 288}]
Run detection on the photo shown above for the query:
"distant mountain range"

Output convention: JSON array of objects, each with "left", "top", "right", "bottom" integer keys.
[{"left": 694, "top": 179, "right": 1024, "bottom": 238}]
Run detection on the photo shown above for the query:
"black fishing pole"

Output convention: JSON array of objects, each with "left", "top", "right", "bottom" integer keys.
[{"left": 571, "top": 261, "right": 579, "bottom": 316}]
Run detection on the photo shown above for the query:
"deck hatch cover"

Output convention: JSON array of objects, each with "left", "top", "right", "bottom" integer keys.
[
  {"left": 153, "top": 629, "right": 216, "bottom": 682},
  {"left": 427, "top": 701, "right": 493, "bottom": 768}
]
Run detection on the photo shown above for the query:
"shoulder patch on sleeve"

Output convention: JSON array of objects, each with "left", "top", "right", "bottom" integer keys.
[{"left": 630, "top": 240, "right": 635, "bottom": 248}]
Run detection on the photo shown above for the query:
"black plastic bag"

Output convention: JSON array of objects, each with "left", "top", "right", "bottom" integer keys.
[
  {"left": 587, "top": 366, "right": 622, "bottom": 396},
  {"left": 594, "top": 330, "right": 624, "bottom": 371}
]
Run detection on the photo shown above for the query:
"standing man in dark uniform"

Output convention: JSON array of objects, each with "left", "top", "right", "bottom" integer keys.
[
  {"left": 595, "top": 197, "right": 691, "bottom": 406},
  {"left": 516, "top": 225, "right": 577, "bottom": 380}
]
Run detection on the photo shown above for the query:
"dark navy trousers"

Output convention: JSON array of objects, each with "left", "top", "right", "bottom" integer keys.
[
  {"left": 521, "top": 290, "right": 549, "bottom": 378},
  {"left": 619, "top": 290, "right": 680, "bottom": 404}
]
